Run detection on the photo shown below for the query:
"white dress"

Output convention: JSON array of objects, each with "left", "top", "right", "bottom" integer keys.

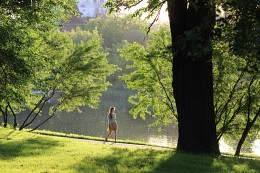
[{"left": 108, "top": 113, "right": 117, "bottom": 131}]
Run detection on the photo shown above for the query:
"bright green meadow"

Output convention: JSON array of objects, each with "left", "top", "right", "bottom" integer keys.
[{"left": 0, "top": 128, "right": 259, "bottom": 173}]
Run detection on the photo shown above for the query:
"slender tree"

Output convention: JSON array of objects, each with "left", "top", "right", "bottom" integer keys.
[{"left": 18, "top": 30, "right": 116, "bottom": 131}]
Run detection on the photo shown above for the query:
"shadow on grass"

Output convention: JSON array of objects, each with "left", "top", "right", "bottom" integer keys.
[
  {"left": 73, "top": 147, "right": 260, "bottom": 173},
  {"left": 0, "top": 129, "right": 16, "bottom": 139},
  {"left": 152, "top": 151, "right": 260, "bottom": 173},
  {"left": 0, "top": 136, "right": 61, "bottom": 160},
  {"left": 74, "top": 147, "right": 166, "bottom": 173},
  {"left": 153, "top": 151, "right": 216, "bottom": 173}
]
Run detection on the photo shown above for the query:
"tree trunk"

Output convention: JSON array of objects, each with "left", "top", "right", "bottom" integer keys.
[
  {"left": 0, "top": 105, "right": 8, "bottom": 128},
  {"left": 235, "top": 75, "right": 259, "bottom": 156},
  {"left": 29, "top": 102, "right": 60, "bottom": 132},
  {"left": 235, "top": 108, "right": 259, "bottom": 156},
  {"left": 13, "top": 114, "right": 17, "bottom": 129},
  {"left": 19, "top": 89, "right": 55, "bottom": 131},
  {"left": 167, "top": 0, "right": 220, "bottom": 154},
  {"left": 19, "top": 95, "right": 45, "bottom": 130},
  {"left": 3, "top": 115, "right": 7, "bottom": 128},
  {"left": 235, "top": 123, "right": 251, "bottom": 156},
  {"left": 8, "top": 103, "right": 17, "bottom": 129},
  {"left": 174, "top": 52, "right": 220, "bottom": 153}
]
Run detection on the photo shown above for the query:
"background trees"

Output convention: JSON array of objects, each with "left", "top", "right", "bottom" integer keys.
[
  {"left": 83, "top": 15, "right": 148, "bottom": 90},
  {"left": 19, "top": 29, "right": 116, "bottom": 131},
  {"left": 0, "top": 0, "right": 77, "bottom": 128},
  {"left": 0, "top": 1, "right": 116, "bottom": 130},
  {"left": 119, "top": 25, "right": 176, "bottom": 130},
  {"left": 214, "top": 0, "right": 259, "bottom": 155},
  {"left": 213, "top": 41, "right": 259, "bottom": 156}
]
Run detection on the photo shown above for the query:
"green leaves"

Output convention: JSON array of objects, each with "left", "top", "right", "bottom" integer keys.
[
  {"left": 119, "top": 25, "right": 176, "bottom": 128},
  {"left": 212, "top": 1, "right": 260, "bottom": 149},
  {"left": 213, "top": 40, "right": 260, "bottom": 145},
  {"left": 84, "top": 15, "right": 147, "bottom": 48},
  {"left": 31, "top": 29, "right": 116, "bottom": 112},
  {"left": 0, "top": 1, "right": 116, "bottom": 129},
  {"left": 0, "top": 0, "right": 77, "bottom": 109},
  {"left": 105, "top": 0, "right": 166, "bottom": 20},
  {"left": 215, "top": 0, "right": 260, "bottom": 72}
]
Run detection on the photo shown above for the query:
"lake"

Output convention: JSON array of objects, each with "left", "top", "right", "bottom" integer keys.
[
  {"left": 14, "top": 90, "right": 178, "bottom": 147},
  {"left": 2, "top": 90, "right": 259, "bottom": 155}
]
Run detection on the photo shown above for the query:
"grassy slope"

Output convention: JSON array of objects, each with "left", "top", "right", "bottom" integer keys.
[
  {"left": 31, "top": 129, "right": 173, "bottom": 149},
  {"left": 0, "top": 128, "right": 259, "bottom": 173}
]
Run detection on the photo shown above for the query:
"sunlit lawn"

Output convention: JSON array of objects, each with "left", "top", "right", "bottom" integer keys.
[{"left": 0, "top": 128, "right": 259, "bottom": 173}]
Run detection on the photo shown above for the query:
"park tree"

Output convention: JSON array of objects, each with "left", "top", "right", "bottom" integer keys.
[
  {"left": 0, "top": 0, "right": 77, "bottom": 127},
  {"left": 214, "top": 0, "right": 259, "bottom": 156},
  {"left": 120, "top": 24, "right": 259, "bottom": 155},
  {"left": 234, "top": 76, "right": 259, "bottom": 156},
  {"left": 106, "top": 0, "right": 259, "bottom": 154},
  {"left": 19, "top": 29, "right": 116, "bottom": 131},
  {"left": 106, "top": 0, "right": 220, "bottom": 153},
  {"left": 0, "top": 1, "right": 116, "bottom": 130},
  {"left": 213, "top": 41, "right": 259, "bottom": 156}
]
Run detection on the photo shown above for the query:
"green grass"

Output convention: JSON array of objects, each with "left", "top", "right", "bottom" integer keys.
[
  {"left": 1, "top": 128, "right": 260, "bottom": 173},
  {"left": 31, "top": 129, "right": 173, "bottom": 149}
]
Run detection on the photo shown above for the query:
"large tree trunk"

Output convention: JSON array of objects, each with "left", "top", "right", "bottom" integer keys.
[{"left": 167, "top": 0, "right": 220, "bottom": 153}]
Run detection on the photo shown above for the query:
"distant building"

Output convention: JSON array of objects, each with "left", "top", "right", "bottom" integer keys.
[
  {"left": 78, "top": 0, "right": 108, "bottom": 19},
  {"left": 61, "top": 0, "right": 108, "bottom": 31}
]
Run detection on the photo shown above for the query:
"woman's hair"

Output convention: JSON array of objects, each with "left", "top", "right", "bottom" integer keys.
[{"left": 108, "top": 107, "right": 115, "bottom": 119}]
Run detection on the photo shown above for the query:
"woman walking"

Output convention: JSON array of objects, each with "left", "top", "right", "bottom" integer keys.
[{"left": 105, "top": 107, "right": 118, "bottom": 142}]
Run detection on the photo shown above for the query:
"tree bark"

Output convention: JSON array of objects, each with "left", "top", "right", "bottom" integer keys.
[
  {"left": 19, "top": 95, "right": 45, "bottom": 130},
  {"left": 0, "top": 105, "right": 8, "bottom": 128},
  {"left": 167, "top": 0, "right": 220, "bottom": 154},
  {"left": 235, "top": 75, "right": 259, "bottom": 156},
  {"left": 8, "top": 103, "right": 17, "bottom": 129},
  {"left": 29, "top": 102, "right": 60, "bottom": 132},
  {"left": 234, "top": 108, "right": 259, "bottom": 156},
  {"left": 235, "top": 122, "right": 251, "bottom": 156}
]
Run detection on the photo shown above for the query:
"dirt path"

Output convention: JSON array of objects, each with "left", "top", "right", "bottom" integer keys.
[
  {"left": 69, "top": 138, "right": 173, "bottom": 151},
  {"left": 34, "top": 132, "right": 174, "bottom": 150},
  {"left": 67, "top": 138, "right": 260, "bottom": 160}
]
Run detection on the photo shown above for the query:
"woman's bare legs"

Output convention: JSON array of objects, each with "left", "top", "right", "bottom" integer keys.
[
  {"left": 114, "top": 131, "right": 117, "bottom": 143},
  {"left": 105, "top": 130, "right": 112, "bottom": 141}
]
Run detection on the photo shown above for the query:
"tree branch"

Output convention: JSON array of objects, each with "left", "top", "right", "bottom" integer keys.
[
  {"left": 125, "top": 0, "right": 144, "bottom": 9},
  {"left": 29, "top": 102, "right": 61, "bottom": 132},
  {"left": 215, "top": 69, "right": 246, "bottom": 125},
  {"left": 21, "top": 89, "right": 56, "bottom": 130},
  {"left": 148, "top": 60, "right": 176, "bottom": 118},
  {"left": 7, "top": 102, "right": 17, "bottom": 129},
  {"left": 143, "top": 1, "right": 165, "bottom": 42},
  {"left": 19, "top": 94, "right": 46, "bottom": 130},
  {"left": 217, "top": 95, "right": 244, "bottom": 140},
  {"left": 246, "top": 75, "right": 257, "bottom": 123}
]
